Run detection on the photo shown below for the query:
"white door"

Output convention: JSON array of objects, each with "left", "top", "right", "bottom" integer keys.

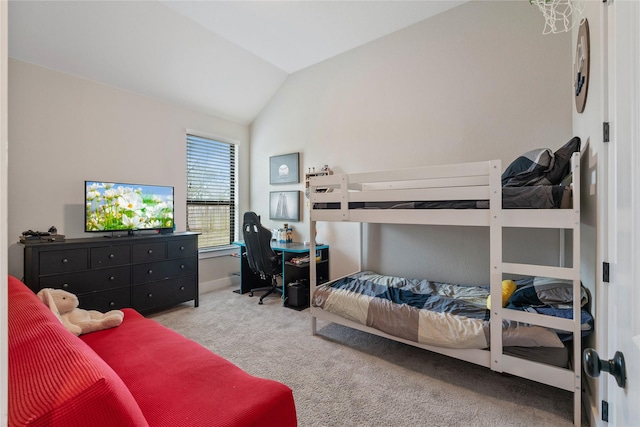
[{"left": 607, "top": 0, "right": 640, "bottom": 424}]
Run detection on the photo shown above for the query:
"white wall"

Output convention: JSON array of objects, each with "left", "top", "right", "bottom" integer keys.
[
  {"left": 574, "top": 1, "right": 603, "bottom": 317},
  {"left": 570, "top": 1, "right": 606, "bottom": 423},
  {"left": 1, "top": 1, "right": 9, "bottom": 422},
  {"left": 7, "top": 59, "right": 250, "bottom": 286},
  {"left": 250, "top": 1, "right": 574, "bottom": 282}
]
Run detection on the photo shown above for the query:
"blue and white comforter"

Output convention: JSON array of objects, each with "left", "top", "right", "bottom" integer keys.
[{"left": 312, "top": 271, "right": 592, "bottom": 349}]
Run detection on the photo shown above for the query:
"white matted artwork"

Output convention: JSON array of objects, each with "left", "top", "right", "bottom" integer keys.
[
  {"left": 269, "top": 152, "right": 299, "bottom": 185},
  {"left": 269, "top": 191, "right": 300, "bottom": 222}
]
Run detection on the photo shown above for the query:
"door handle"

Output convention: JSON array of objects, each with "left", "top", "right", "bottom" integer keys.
[{"left": 583, "top": 348, "right": 626, "bottom": 388}]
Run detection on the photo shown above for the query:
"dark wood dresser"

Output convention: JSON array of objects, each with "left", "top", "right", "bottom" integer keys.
[{"left": 23, "top": 232, "right": 199, "bottom": 314}]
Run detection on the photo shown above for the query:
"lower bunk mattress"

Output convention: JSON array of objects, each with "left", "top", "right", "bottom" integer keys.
[{"left": 312, "top": 271, "right": 592, "bottom": 367}]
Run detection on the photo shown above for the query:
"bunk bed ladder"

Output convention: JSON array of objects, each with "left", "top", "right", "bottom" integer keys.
[{"left": 500, "top": 152, "right": 582, "bottom": 426}]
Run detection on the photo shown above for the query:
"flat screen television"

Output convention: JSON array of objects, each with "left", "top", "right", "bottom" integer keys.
[{"left": 85, "top": 181, "right": 174, "bottom": 235}]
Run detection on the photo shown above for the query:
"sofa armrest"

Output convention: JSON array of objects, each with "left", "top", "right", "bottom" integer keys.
[{"left": 8, "top": 276, "right": 148, "bottom": 427}]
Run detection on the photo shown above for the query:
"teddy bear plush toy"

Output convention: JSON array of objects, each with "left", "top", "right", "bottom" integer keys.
[{"left": 36, "top": 288, "right": 124, "bottom": 336}]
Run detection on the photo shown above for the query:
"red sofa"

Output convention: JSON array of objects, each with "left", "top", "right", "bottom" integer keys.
[{"left": 8, "top": 275, "right": 297, "bottom": 426}]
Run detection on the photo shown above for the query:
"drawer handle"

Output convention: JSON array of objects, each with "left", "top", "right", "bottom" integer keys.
[
  {"left": 109, "top": 276, "right": 115, "bottom": 281},
  {"left": 147, "top": 293, "right": 153, "bottom": 298},
  {"left": 180, "top": 264, "right": 185, "bottom": 269},
  {"left": 109, "top": 254, "right": 115, "bottom": 259},
  {"left": 62, "top": 258, "right": 68, "bottom": 264},
  {"left": 147, "top": 269, "right": 153, "bottom": 275},
  {"left": 148, "top": 249, "right": 153, "bottom": 254},
  {"left": 180, "top": 286, "right": 185, "bottom": 291},
  {"left": 62, "top": 283, "right": 69, "bottom": 289},
  {"left": 109, "top": 301, "right": 115, "bottom": 307},
  {"left": 180, "top": 246, "right": 185, "bottom": 250}
]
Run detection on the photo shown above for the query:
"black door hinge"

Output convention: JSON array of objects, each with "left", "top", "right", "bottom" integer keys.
[
  {"left": 602, "top": 400, "right": 609, "bottom": 422},
  {"left": 603, "top": 262, "right": 610, "bottom": 282},
  {"left": 603, "top": 122, "right": 610, "bottom": 142}
]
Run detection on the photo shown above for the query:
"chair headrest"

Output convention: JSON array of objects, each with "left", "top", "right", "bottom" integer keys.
[{"left": 243, "top": 211, "right": 260, "bottom": 226}]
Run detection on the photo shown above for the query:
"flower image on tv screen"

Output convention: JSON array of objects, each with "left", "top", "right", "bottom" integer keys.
[{"left": 85, "top": 181, "right": 174, "bottom": 232}]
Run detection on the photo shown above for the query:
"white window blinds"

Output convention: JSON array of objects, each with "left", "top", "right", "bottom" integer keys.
[{"left": 186, "top": 134, "right": 236, "bottom": 249}]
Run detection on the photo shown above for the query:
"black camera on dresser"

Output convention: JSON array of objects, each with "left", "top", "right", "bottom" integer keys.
[{"left": 23, "top": 232, "right": 199, "bottom": 314}]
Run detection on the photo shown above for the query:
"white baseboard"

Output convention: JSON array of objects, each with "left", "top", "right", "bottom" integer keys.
[{"left": 199, "top": 276, "right": 240, "bottom": 294}]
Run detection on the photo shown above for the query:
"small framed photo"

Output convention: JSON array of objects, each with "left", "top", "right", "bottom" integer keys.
[
  {"left": 269, "top": 191, "right": 300, "bottom": 222},
  {"left": 269, "top": 152, "right": 299, "bottom": 185}
]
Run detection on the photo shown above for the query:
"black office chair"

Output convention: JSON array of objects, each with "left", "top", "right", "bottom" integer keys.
[{"left": 242, "top": 211, "right": 282, "bottom": 305}]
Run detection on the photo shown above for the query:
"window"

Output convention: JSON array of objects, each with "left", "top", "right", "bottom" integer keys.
[{"left": 186, "top": 134, "right": 236, "bottom": 250}]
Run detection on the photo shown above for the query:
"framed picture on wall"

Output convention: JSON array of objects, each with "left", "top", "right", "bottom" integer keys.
[
  {"left": 269, "top": 152, "right": 299, "bottom": 185},
  {"left": 269, "top": 191, "right": 300, "bottom": 222}
]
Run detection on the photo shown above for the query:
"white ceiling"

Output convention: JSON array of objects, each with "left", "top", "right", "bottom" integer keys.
[{"left": 9, "top": 1, "right": 466, "bottom": 124}]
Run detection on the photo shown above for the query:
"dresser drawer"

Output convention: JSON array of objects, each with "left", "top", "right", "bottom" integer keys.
[
  {"left": 131, "top": 258, "right": 197, "bottom": 284},
  {"left": 164, "top": 256, "right": 197, "bottom": 278},
  {"left": 39, "top": 266, "right": 130, "bottom": 294},
  {"left": 78, "top": 287, "right": 131, "bottom": 312},
  {"left": 132, "top": 242, "right": 166, "bottom": 263},
  {"left": 131, "top": 276, "right": 196, "bottom": 312},
  {"left": 90, "top": 245, "right": 131, "bottom": 268},
  {"left": 39, "top": 249, "right": 88, "bottom": 275},
  {"left": 168, "top": 238, "right": 197, "bottom": 259}
]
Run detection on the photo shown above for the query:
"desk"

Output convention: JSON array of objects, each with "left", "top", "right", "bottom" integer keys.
[{"left": 232, "top": 241, "right": 329, "bottom": 308}]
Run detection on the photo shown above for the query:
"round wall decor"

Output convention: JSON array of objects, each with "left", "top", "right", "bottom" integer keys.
[{"left": 574, "top": 19, "right": 590, "bottom": 113}]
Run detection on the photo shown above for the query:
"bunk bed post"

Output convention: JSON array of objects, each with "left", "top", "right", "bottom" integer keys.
[
  {"left": 559, "top": 231, "right": 566, "bottom": 267},
  {"left": 339, "top": 174, "right": 349, "bottom": 221},
  {"left": 488, "top": 160, "right": 504, "bottom": 373},
  {"left": 359, "top": 223, "right": 364, "bottom": 273},
  {"left": 570, "top": 152, "right": 581, "bottom": 426},
  {"left": 310, "top": 214, "right": 317, "bottom": 335}
]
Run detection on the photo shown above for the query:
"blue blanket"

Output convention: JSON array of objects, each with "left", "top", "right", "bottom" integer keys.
[{"left": 313, "top": 271, "right": 592, "bottom": 349}]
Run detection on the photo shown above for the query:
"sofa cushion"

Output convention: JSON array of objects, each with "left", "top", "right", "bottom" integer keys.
[
  {"left": 8, "top": 276, "right": 149, "bottom": 427},
  {"left": 81, "top": 308, "right": 297, "bottom": 427}
]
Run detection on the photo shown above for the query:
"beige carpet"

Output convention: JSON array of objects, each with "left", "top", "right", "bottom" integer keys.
[{"left": 149, "top": 286, "right": 584, "bottom": 426}]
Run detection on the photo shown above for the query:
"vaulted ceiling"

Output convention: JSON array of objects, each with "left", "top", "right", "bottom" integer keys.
[{"left": 9, "top": 1, "right": 466, "bottom": 124}]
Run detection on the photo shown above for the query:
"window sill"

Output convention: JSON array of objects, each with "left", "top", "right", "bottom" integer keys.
[{"left": 198, "top": 245, "right": 237, "bottom": 260}]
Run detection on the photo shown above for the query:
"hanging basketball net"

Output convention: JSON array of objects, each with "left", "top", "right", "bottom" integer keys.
[{"left": 531, "top": 0, "right": 586, "bottom": 34}]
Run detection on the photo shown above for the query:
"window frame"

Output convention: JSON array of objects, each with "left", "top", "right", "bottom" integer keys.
[{"left": 186, "top": 131, "right": 238, "bottom": 255}]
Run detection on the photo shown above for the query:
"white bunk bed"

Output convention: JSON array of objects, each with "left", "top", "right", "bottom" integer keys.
[{"left": 308, "top": 151, "right": 583, "bottom": 426}]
